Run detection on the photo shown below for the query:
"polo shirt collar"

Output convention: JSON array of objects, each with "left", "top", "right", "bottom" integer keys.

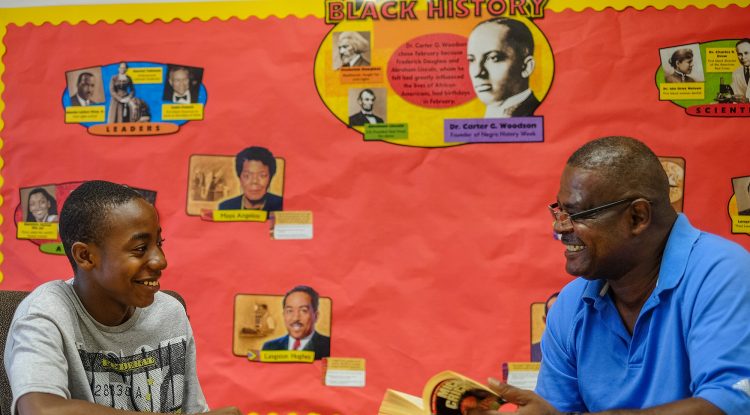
[
  {"left": 580, "top": 213, "right": 697, "bottom": 307},
  {"left": 582, "top": 279, "right": 607, "bottom": 309},
  {"left": 653, "top": 213, "right": 698, "bottom": 293}
]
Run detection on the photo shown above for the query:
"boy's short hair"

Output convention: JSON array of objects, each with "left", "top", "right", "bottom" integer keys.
[{"left": 59, "top": 180, "right": 146, "bottom": 270}]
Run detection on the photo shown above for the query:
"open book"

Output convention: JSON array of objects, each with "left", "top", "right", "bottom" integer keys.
[{"left": 378, "top": 371, "right": 505, "bottom": 415}]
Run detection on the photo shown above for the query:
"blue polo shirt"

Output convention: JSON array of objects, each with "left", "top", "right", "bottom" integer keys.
[{"left": 536, "top": 214, "right": 750, "bottom": 413}]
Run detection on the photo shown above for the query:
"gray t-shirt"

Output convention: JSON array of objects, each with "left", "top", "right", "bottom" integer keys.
[{"left": 4, "top": 280, "right": 209, "bottom": 414}]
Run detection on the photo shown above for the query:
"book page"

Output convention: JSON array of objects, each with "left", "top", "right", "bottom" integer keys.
[{"left": 378, "top": 389, "right": 424, "bottom": 415}]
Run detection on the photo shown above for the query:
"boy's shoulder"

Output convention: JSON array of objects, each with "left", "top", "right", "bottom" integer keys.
[{"left": 18, "top": 280, "right": 77, "bottom": 314}]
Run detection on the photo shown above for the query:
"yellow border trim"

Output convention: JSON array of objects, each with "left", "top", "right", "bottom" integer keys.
[
  {"left": 0, "top": 0, "right": 747, "bottom": 26},
  {"left": 547, "top": 0, "right": 750, "bottom": 11},
  {"left": 0, "top": 1, "right": 322, "bottom": 27}
]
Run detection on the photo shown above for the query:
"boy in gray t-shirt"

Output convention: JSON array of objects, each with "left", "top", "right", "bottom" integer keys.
[{"left": 4, "top": 180, "right": 240, "bottom": 415}]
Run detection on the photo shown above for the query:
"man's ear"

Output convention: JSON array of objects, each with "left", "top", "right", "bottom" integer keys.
[
  {"left": 630, "top": 199, "right": 652, "bottom": 236},
  {"left": 521, "top": 55, "right": 535, "bottom": 79},
  {"left": 71, "top": 242, "right": 97, "bottom": 271}
]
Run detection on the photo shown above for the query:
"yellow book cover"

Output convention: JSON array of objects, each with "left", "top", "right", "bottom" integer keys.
[{"left": 379, "top": 371, "right": 504, "bottom": 415}]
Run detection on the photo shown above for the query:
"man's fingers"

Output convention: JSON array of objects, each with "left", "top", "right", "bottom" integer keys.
[{"left": 487, "top": 378, "right": 530, "bottom": 405}]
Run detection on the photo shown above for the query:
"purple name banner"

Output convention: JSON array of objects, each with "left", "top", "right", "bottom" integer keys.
[{"left": 444, "top": 117, "right": 544, "bottom": 143}]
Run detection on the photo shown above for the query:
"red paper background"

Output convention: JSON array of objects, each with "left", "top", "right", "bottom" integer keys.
[{"left": 1, "top": 5, "right": 749, "bottom": 414}]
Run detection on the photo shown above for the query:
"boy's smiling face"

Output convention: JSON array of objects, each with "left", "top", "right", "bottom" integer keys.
[{"left": 79, "top": 198, "right": 167, "bottom": 325}]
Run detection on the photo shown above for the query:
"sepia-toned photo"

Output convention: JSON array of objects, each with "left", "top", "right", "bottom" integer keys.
[
  {"left": 659, "top": 43, "right": 705, "bottom": 83},
  {"left": 348, "top": 87, "right": 386, "bottom": 126},
  {"left": 333, "top": 31, "right": 371, "bottom": 70},
  {"left": 66, "top": 66, "right": 105, "bottom": 106},
  {"left": 107, "top": 61, "right": 151, "bottom": 123},
  {"left": 467, "top": 17, "right": 540, "bottom": 118}
]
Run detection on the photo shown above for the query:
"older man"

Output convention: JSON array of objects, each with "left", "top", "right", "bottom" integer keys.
[
  {"left": 467, "top": 17, "right": 539, "bottom": 118},
  {"left": 731, "top": 38, "right": 750, "bottom": 101},
  {"left": 336, "top": 31, "right": 370, "bottom": 69},
  {"left": 486, "top": 137, "right": 750, "bottom": 414},
  {"left": 165, "top": 66, "right": 198, "bottom": 104}
]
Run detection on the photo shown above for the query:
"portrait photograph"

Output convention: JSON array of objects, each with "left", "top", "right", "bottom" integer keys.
[
  {"left": 65, "top": 66, "right": 105, "bottom": 106},
  {"left": 162, "top": 64, "right": 205, "bottom": 103},
  {"left": 233, "top": 290, "right": 332, "bottom": 360},
  {"left": 186, "top": 152, "right": 285, "bottom": 216},
  {"left": 732, "top": 175, "right": 750, "bottom": 216},
  {"left": 332, "top": 31, "right": 372, "bottom": 70},
  {"left": 659, "top": 43, "right": 705, "bottom": 83},
  {"left": 466, "top": 17, "right": 542, "bottom": 118},
  {"left": 105, "top": 61, "right": 153, "bottom": 123},
  {"left": 19, "top": 185, "right": 59, "bottom": 224},
  {"left": 348, "top": 87, "right": 387, "bottom": 126}
]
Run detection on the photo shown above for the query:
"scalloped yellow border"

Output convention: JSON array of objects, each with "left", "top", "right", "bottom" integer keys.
[
  {"left": 549, "top": 0, "right": 749, "bottom": 11},
  {"left": 0, "top": 0, "right": 747, "bottom": 26},
  {"left": 0, "top": 1, "right": 322, "bottom": 27},
  {"left": 0, "top": 0, "right": 750, "bottom": 27}
]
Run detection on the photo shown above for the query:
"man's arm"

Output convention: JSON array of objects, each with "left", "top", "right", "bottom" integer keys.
[
  {"left": 17, "top": 392, "right": 242, "bottom": 415},
  {"left": 481, "top": 381, "right": 724, "bottom": 415}
]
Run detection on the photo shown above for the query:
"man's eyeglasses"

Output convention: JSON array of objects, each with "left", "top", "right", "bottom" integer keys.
[{"left": 548, "top": 198, "right": 637, "bottom": 228}]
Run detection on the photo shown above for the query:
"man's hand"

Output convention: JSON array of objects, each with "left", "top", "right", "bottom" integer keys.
[{"left": 486, "top": 378, "right": 562, "bottom": 415}]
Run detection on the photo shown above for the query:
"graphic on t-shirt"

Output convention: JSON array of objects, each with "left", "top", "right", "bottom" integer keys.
[{"left": 77, "top": 336, "right": 188, "bottom": 412}]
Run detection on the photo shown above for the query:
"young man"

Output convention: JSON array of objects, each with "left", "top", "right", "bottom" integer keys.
[
  {"left": 4, "top": 180, "right": 240, "bottom": 415},
  {"left": 466, "top": 17, "right": 539, "bottom": 118}
]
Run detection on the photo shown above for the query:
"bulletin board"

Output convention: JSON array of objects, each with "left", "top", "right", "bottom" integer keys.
[{"left": 1, "top": 1, "right": 750, "bottom": 414}]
